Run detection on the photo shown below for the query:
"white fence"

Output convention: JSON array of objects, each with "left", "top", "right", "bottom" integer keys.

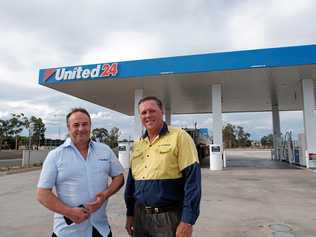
[{"left": 22, "top": 150, "right": 49, "bottom": 167}]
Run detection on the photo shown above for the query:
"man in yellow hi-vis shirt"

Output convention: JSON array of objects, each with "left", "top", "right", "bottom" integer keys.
[{"left": 124, "top": 96, "right": 201, "bottom": 237}]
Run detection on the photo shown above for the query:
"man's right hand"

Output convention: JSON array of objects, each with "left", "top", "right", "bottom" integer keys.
[
  {"left": 37, "top": 188, "right": 90, "bottom": 224},
  {"left": 67, "top": 207, "right": 90, "bottom": 224},
  {"left": 125, "top": 216, "right": 134, "bottom": 236}
]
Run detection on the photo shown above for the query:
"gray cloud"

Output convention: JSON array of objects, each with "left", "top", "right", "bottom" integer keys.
[{"left": 0, "top": 0, "right": 314, "bottom": 139}]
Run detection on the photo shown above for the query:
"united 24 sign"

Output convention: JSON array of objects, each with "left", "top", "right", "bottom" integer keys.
[{"left": 43, "top": 63, "right": 118, "bottom": 82}]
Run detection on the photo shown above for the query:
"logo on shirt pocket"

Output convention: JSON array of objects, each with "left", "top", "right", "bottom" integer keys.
[
  {"left": 158, "top": 146, "right": 172, "bottom": 154},
  {"left": 95, "top": 157, "right": 110, "bottom": 173}
]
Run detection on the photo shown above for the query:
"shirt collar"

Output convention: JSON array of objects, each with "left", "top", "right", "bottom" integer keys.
[
  {"left": 142, "top": 122, "right": 169, "bottom": 139},
  {"left": 62, "top": 137, "right": 94, "bottom": 150}
]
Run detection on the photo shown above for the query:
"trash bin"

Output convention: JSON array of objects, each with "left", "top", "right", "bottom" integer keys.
[
  {"left": 209, "top": 144, "right": 223, "bottom": 171},
  {"left": 118, "top": 141, "right": 131, "bottom": 169}
]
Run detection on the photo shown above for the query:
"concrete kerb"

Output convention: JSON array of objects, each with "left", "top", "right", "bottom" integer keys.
[{"left": 0, "top": 166, "right": 42, "bottom": 176}]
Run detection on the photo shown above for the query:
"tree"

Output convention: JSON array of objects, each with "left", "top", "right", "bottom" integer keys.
[
  {"left": 19, "top": 136, "right": 29, "bottom": 147},
  {"left": 0, "top": 114, "right": 46, "bottom": 150},
  {"left": 0, "top": 119, "right": 10, "bottom": 150},
  {"left": 8, "top": 113, "right": 26, "bottom": 150},
  {"left": 92, "top": 128, "right": 109, "bottom": 144},
  {"left": 236, "top": 126, "right": 251, "bottom": 147},
  {"left": 223, "top": 124, "right": 252, "bottom": 148},
  {"left": 23, "top": 116, "right": 46, "bottom": 149},
  {"left": 261, "top": 134, "right": 273, "bottom": 148},
  {"left": 30, "top": 116, "right": 46, "bottom": 149},
  {"left": 91, "top": 127, "right": 120, "bottom": 148},
  {"left": 108, "top": 127, "right": 120, "bottom": 148},
  {"left": 223, "top": 123, "right": 237, "bottom": 148}
]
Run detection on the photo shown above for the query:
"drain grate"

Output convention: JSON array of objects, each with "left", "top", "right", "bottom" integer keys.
[
  {"left": 272, "top": 232, "right": 295, "bottom": 237},
  {"left": 269, "top": 224, "right": 292, "bottom": 232},
  {"left": 268, "top": 224, "right": 303, "bottom": 237}
]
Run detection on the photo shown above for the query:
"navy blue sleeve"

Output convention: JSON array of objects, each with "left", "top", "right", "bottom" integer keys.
[
  {"left": 124, "top": 168, "right": 135, "bottom": 216},
  {"left": 181, "top": 162, "right": 201, "bottom": 225}
]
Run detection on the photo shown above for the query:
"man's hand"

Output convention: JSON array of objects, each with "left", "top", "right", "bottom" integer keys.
[
  {"left": 125, "top": 216, "right": 134, "bottom": 236},
  {"left": 67, "top": 207, "right": 90, "bottom": 224},
  {"left": 37, "top": 188, "right": 90, "bottom": 224},
  {"left": 85, "top": 192, "right": 106, "bottom": 213},
  {"left": 85, "top": 175, "right": 124, "bottom": 214},
  {"left": 176, "top": 222, "right": 192, "bottom": 237}
]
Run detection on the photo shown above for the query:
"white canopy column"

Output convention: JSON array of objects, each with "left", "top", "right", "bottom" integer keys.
[
  {"left": 272, "top": 104, "right": 281, "bottom": 160},
  {"left": 134, "top": 89, "right": 143, "bottom": 139},
  {"left": 165, "top": 107, "right": 171, "bottom": 125},
  {"left": 301, "top": 79, "right": 316, "bottom": 154},
  {"left": 212, "top": 84, "right": 223, "bottom": 147}
]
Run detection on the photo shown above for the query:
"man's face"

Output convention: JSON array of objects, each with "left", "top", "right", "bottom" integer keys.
[
  {"left": 67, "top": 112, "right": 91, "bottom": 146},
  {"left": 139, "top": 100, "right": 164, "bottom": 132}
]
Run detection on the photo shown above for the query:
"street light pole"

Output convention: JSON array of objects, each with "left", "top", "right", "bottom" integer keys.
[
  {"left": 54, "top": 114, "right": 62, "bottom": 146},
  {"left": 28, "top": 125, "right": 31, "bottom": 167},
  {"left": 28, "top": 122, "right": 34, "bottom": 167},
  {"left": 58, "top": 127, "right": 61, "bottom": 140}
]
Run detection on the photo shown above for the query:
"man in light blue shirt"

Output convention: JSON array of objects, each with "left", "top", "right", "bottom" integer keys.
[{"left": 37, "top": 108, "right": 124, "bottom": 237}]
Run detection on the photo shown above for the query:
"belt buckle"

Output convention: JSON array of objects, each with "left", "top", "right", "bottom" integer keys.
[{"left": 145, "top": 206, "right": 159, "bottom": 214}]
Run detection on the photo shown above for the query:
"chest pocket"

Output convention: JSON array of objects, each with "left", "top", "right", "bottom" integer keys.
[
  {"left": 156, "top": 146, "right": 173, "bottom": 167},
  {"left": 133, "top": 149, "right": 143, "bottom": 157},
  {"left": 157, "top": 145, "right": 175, "bottom": 158},
  {"left": 153, "top": 145, "right": 181, "bottom": 179},
  {"left": 159, "top": 146, "right": 172, "bottom": 153},
  {"left": 95, "top": 157, "right": 110, "bottom": 174},
  {"left": 131, "top": 150, "right": 144, "bottom": 179}
]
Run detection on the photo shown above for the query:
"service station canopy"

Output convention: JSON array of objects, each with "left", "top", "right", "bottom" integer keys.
[{"left": 39, "top": 45, "right": 316, "bottom": 116}]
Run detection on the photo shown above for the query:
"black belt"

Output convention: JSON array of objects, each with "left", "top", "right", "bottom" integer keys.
[{"left": 138, "top": 203, "right": 180, "bottom": 214}]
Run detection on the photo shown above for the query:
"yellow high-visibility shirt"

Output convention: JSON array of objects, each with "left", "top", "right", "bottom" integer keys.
[{"left": 131, "top": 126, "right": 199, "bottom": 180}]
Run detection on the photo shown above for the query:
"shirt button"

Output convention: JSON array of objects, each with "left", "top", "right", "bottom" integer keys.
[
  {"left": 149, "top": 145, "right": 152, "bottom": 147},
  {"left": 145, "top": 165, "right": 147, "bottom": 168},
  {"left": 143, "top": 176, "right": 145, "bottom": 179},
  {"left": 146, "top": 155, "right": 149, "bottom": 157}
]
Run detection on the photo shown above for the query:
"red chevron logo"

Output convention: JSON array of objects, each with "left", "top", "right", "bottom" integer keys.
[{"left": 43, "top": 69, "right": 56, "bottom": 81}]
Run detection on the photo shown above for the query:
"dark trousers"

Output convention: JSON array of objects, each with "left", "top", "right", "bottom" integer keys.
[
  {"left": 52, "top": 226, "right": 112, "bottom": 237},
  {"left": 133, "top": 203, "right": 181, "bottom": 237}
]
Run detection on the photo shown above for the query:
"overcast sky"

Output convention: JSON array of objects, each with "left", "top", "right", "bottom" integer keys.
[{"left": 0, "top": 0, "right": 315, "bottom": 140}]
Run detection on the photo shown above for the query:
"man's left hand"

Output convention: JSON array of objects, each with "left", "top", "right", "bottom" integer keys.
[
  {"left": 176, "top": 222, "right": 192, "bottom": 237},
  {"left": 85, "top": 192, "right": 106, "bottom": 213}
]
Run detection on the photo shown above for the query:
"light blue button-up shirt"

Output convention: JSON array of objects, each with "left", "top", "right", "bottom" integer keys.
[{"left": 38, "top": 138, "right": 124, "bottom": 237}]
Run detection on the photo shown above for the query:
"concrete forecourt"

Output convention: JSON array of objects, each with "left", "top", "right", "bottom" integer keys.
[{"left": 1, "top": 152, "right": 316, "bottom": 237}]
